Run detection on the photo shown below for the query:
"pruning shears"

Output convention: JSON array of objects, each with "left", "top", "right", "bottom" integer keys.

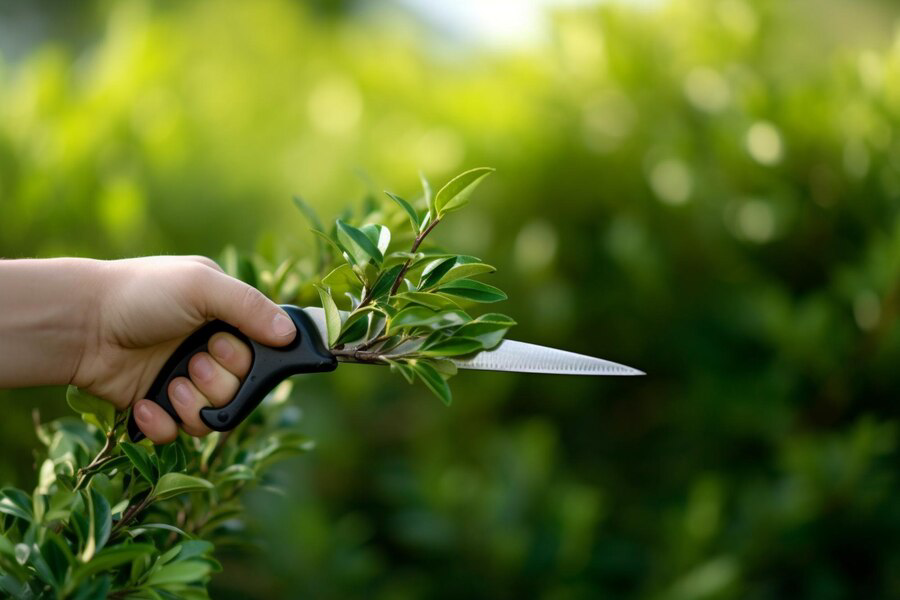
[{"left": 127, "top": 305, "right": 643, "bottom": 441}]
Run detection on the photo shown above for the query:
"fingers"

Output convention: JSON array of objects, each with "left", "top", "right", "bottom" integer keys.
[
  {"left": 187, "top": 351, "right": 241, "bottom": 407},
  {"left": 195, "top": 269, "right": 296, "bottom": 347},
  {"left": 207, "top": 332, "right": 253, "bottom": 379},
  {"left": 136, "top": 333, "right": 252, "bottom": 442},
  {"left": 183, "top": 255, "right": 224, "bottom": 273},
  {"left": 168, "top": 377, "right": 212, "bottom": 436},
  {"left": 168, "top": 333, "right": 251, "bottom": 437},
  {"left": 133, "top": 399, "right": 179, "bottom": 444}
]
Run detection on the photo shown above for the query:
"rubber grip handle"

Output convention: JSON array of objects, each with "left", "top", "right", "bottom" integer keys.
[{"left": 127, "top": 305, "right": 336, "bottom": 442}]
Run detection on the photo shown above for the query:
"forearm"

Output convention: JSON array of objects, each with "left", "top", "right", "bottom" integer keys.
[{"left": 0, "top": 258, "right": 102, "bottom": 388}]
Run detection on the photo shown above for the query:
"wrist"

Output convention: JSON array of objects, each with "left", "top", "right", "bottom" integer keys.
[
  {"left": 64, "top": 258, "right": 108, "bottom": 387},
  {"left": 0, "top": 258, "right": 106, "bottom": 388}
]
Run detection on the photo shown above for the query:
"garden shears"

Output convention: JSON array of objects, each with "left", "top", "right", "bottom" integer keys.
[{"left": 128, "top": 305, "right": 643, "bottom": 441}]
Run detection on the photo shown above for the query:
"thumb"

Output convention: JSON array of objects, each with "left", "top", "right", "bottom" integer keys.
[{"left": 198, "top": 270, "right": 296, "bottom": 346}]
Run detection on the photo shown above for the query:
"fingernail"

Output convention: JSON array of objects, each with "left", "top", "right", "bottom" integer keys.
[
  {"left": 211, "top": 336, "right": 233, "bottom": 361},
  {"left": 136, "top": 403, "right": 152, "bottom": 424},
  {"left": 192, "top": 355, "right": 214, "bottom": 381},
  {"left": 173, "top": 382, "right": 192, "bottom": 408},
  {"left": 273, "top": 313, "right": 295, "bottom": 338}
]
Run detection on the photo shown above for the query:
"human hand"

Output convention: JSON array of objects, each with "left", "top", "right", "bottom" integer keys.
[{"left": 72, "top": 256, "right": 296, "bottom": 443}]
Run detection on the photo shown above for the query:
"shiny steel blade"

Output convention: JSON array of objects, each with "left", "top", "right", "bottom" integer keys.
[
  {"left": 300, "top": 307, "right": 643, "bottom": 376},
  {"left": 451, "top": 339, "right": 643, "bottom": 376}
]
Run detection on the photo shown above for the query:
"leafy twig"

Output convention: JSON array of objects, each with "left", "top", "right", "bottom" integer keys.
[
  {"left": 387, "top": 218, "right": 441, "bottom": 297},
  {"left": 74, "top": 412, "right": 127, "bottom": 491},
  {"left": 111, "top": 491, "right": 153, "bottom": 535}
]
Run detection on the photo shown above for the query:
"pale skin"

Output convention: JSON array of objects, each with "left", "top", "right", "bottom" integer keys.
[{"left": 0, "top": 256, "right": 297, "bottom": 444}]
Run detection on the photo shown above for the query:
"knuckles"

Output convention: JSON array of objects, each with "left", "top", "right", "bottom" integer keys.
[{"left": 184, "top": 255, "right": 223, "bottom": 272}]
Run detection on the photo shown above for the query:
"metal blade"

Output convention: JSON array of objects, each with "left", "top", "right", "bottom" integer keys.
[
  {"left": 300, "top": 307, "right": 643, "bottom": 376},
  {"left": 451, "top": 339, "right": 643, "bottom": 376}
]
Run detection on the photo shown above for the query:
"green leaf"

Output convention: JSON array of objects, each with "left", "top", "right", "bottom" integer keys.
[
  {"left": 70, "top": 575, "right": 110, "bottom": 600},
  {"left": 385, "top": 359, "right": 416, "bottom": 384},
  {"left": 66, "top": 386, "right": 115, "bottom": 431},
  {"left": 368, "top": 264, "right": 404, "bottom": 301},
  {"left": 120, "top": 442, "right": 156, "bottom": 484},
  {"left": 145, "top": 560, "right": 212, "bottom": 585},
  {"left": 437, "top": 279, "right": 508, "bottom": 303},
  {"left": 393, "top": 291, "right": 459, "bottom": 310},
  {"left": 176, "top": 540, "right": 214, "bottom": 561},
  {"left": 130, "top": 523, "right": 192, "bottom": 539},
  {"left": 431, "top": 358, "right": 459, "bottom": 377},
  {"left": 422, "top": 261, "right": 496, "bottom": 289},
  {"left": 322, "top": 263, "right": 362, "bottom": 289},
  {"left": 310, "top": 228, "right": 350, "bottom": 263},
  {"left": 452, "top": 314, "right": 516, "bottom": 349},
  {"left": 438, "top": 263, "right": 496, "bottom": 286},
  {"left": 337, "top": 314, "right": 370, "bottom": 346},
  {"left": 336, "top": 219, "right": 384, "bottom": 266},
  {"left": 24, "top": 543, "right": 56, "bottom": 588},
  {"left": 433, "top": 167, "right": 494, "bottom": 218},
  {"left": 419, "top": 257, "right": 458, "bottom": 289},
  {"left": 409, "top": 361, "right": 453, "bottom": 406},
  {"left": 314, "top": 285, "right": 342, "bottom": 346},
  {"left": 420, "top": 337, "right": 484, "bottom": 357},
  {"left": 389, "top": 307, "right": 470, "bottom": 333},
  {"left": 41, "top": 533, "right": 75, "bottom": 587},
  {"left": 366, "top": 310, "right": 387, "bottom": 341},
  {"left": 420, "top": 171, "right": 434, "bottom": 220},
  {"left": 385, "top": 191, "right": 420, "bottom": 231},
  {"left": 0, "top": 534, "right": 14, "bottom": 558},
  {"left": 157, "top": 443, "right": 186, "bottom": 476},
  {"left": 69, "top": 544, "right": 155, "bottom": 588},
  {"left": 360, "top": 223, "right": 392, "bottom": 255},
  {"left": 151, "top": 473, "right": 214, "bottom": 501},
  {"left": 80, "top": 489, "right": 111, "bottom": 562},
  {"left": 473, "top": 313, "right": 517, "bottom": 326},
  {"left": 0, "top": 575, "right": 28, "bottom": 598},
  {"left": 216, "top": 464, "right": 257, "bottom": 485},
  {"left": 0, "top": 488, "right": 33, "bottom": 522}
]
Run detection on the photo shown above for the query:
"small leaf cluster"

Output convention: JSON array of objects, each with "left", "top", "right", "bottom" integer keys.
[
  {"left": 0, "top": 382, "right": 311, "bottom": 598},
  {"left": 302, "top": 168, "right": 514, "bottom": 405}
]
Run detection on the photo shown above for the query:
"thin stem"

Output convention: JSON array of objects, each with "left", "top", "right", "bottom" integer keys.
[
  {"left": 332, "top": 349, "right": 388, "bottom": 363},
  {"left": 74, "top": 412, "right": 126, "bottom": 491},
  {"left": 356, "top": 285, "right": 375, "bottom": 310},
  {"left": 112, "top": 492, "right": 153, "bottom": 535},
  {"left": 355, "top": 334, "right": 391, "bottom": 352},
  {"left": 389, "top": 218, "right": 441, "bottom": 296}
]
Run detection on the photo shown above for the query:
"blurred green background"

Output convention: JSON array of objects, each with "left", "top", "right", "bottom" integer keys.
[{"left": 3, "top": 0, "right": 900, "bottom": 597}]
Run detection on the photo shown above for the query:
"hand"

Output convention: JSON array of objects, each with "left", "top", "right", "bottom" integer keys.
[{"left": 72, "top": 256, "right": 296, "bottom": 443}]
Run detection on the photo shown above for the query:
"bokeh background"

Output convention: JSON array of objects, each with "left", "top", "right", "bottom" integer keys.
[{"left": 3, "top": 0, "right": 900, "bottom": 597}]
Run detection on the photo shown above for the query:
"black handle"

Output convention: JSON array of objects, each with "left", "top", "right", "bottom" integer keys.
[{"left": 127, "top": 305, "right": 337, "bottom": 442}]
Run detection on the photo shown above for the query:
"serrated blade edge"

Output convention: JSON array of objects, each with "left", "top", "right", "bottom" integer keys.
[
  {"left": 451, "top": 339, "right": 644, "bottom": 376},
  {"left": 301, "top": 307, "right": 643, "bottom": 376}
]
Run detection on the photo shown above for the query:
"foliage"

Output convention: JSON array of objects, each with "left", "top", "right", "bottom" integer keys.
[
  {"left": 305, "top": 167, "right": 513, "bottom": 406},
  {"left": 0, "top": 379, "right": 311, "bottom": 597}
]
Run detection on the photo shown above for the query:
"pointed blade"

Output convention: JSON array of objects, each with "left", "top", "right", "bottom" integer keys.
[
  {"left": 301, "top": 307, "right": 643, "bottom": 376},
  {"left": 451, "top": 339, "right": 644, "bottom": 376}
]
